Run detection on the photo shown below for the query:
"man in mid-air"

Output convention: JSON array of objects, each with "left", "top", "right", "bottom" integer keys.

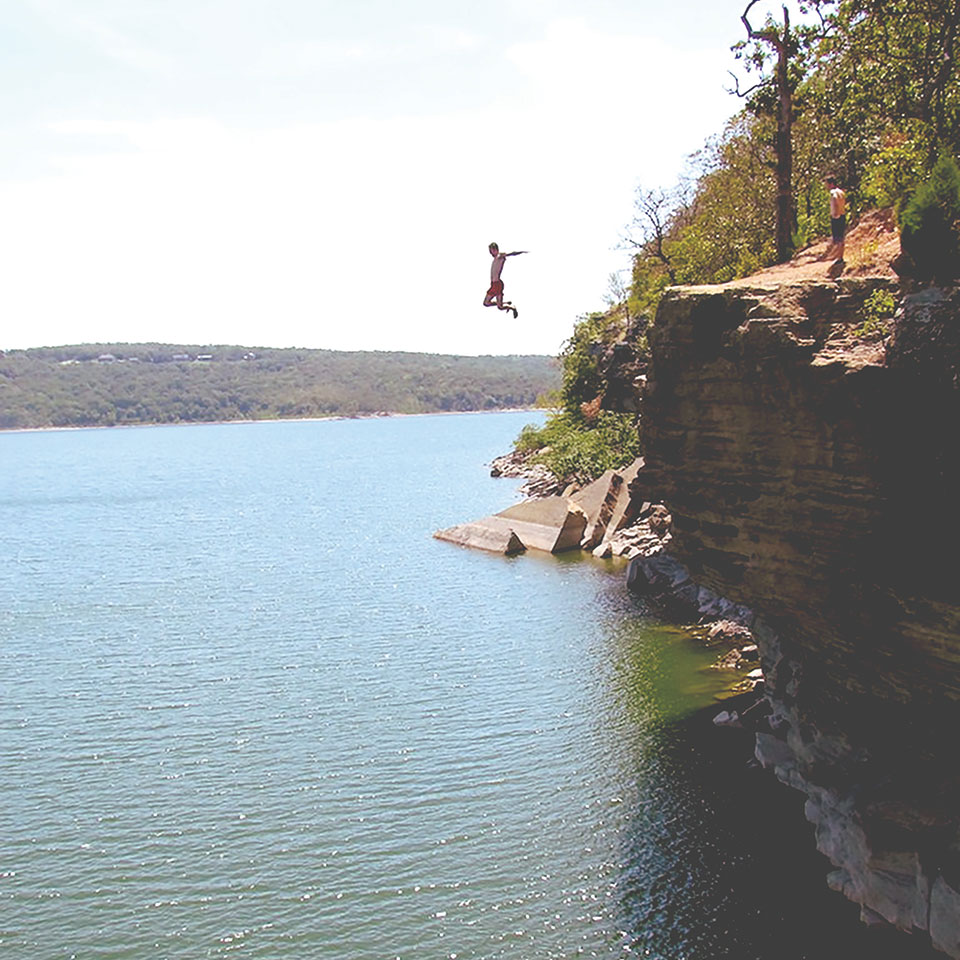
[{"left": 484, "top": 242, "right": 526, "bottom": 319}]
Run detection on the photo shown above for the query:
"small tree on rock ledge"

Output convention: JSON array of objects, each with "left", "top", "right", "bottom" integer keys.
[
  {"left": 731, "top": 1, "right": 829, "bottom": 263},
  {"left": 899, "top": 153, "right": 960, "bottom": 283}
]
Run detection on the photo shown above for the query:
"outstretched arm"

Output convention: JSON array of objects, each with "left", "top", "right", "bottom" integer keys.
[{"left": 505, "top": 250, "right": 527, "bottom": 256}]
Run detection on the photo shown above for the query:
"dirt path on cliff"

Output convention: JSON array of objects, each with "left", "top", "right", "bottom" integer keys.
[{"left": 726, "top": 208, "right": 900, "bottom": 288}]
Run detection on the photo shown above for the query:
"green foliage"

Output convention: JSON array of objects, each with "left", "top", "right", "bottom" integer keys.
[
  {"left": 860, "top": 126, "right": 928, "bottom": 211},
  {"left": 625, "top": 115, "right": 781, "bottom": 326},
  {"left": 899, "top": 153, "right": 960, "bottom": 281},
  {"left": 792, "top": 175, "right": 831, "bottom": 251},
  {"left": 810, "top": 1, "right": 960, "bottom": 177},
  {"left": 853, "top": 289, "right": 896, "bottom": 338},
  {"left": 513, "top": 410, "right": 642, "bottom": 482},
  {"left": 558, "top": 312, "right": 625, "bottom": 413},
  {"left": 0, "top": 344, "right": 560, "bottom": 430},
  {"left": 534, "top": 388, "right": 562, "bottom": 409},
  {"left": 514, "top": 421, "right": 548, "bottom": 453},
  {"left": 510, "top": 306, "right": 644, "bottom": 483}
]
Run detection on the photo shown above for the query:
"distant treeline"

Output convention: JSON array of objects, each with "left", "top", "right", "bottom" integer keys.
[{"left": 0, "top": 343, "right": 560, "bottom": 429}]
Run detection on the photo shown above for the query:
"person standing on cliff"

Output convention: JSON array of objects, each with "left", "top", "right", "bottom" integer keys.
[
  {"left": 824, "top": 177, "right": 847, "bottom": 262},
  {"left": 484, "top": 242, "right": 526, "bottom": 319}
]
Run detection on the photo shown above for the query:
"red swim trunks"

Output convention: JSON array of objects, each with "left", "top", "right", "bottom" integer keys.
[{"left": 486, "top": 279, "right": 504, "bottom": 297}]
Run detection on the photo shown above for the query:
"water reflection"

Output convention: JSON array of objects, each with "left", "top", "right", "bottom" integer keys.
[{"left": 604, "top": 606, "right": 941, "bottom": 960}]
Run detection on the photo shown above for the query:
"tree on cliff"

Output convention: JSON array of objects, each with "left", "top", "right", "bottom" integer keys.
[
  {"left": 899, "top": 152, "right": 960, "bottom": 281},
  {"left": 731, "top": 1, "right": 831, "bottom": 262}
]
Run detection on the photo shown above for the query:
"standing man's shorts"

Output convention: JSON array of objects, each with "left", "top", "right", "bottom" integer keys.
[{"left": 831, "top": 215, "right": 846, "bottom": 243}]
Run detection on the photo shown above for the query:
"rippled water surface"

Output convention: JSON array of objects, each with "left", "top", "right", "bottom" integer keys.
[{"left": 0, "top": 413, "right": 933, "bottom": 959}]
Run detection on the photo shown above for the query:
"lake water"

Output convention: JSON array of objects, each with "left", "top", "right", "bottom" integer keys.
[{"left": 0, "top": 412, "right": 935, "bottom": 959}]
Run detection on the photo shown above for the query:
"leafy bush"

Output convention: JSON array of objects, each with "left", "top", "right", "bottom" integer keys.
[
  {"left": 853, "top": 288, "right": 896, "bottom": 338},
  {"left": 899, "top": 153, "right": 960, "bottom": 281},
  {"left": 861, "top": 127, "right": 928, "bottom": 212},
  {"left": 558, "top": 312, "right": 625, "bottom": 413},
  {"left": 513, "top": 410, "right": 642, "bottom": 482},
  {"left": 792, "top": 178, "right": 832, "bottom": 252}
]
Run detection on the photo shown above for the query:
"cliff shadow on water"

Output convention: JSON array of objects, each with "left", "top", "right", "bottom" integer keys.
[{"left": 611, "top": 691, "right": 942, "bottom": 960}]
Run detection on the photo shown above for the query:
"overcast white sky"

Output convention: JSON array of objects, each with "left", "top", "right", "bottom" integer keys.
[{"left": 0, "top": 1, "right": 776, "bottom": 355}]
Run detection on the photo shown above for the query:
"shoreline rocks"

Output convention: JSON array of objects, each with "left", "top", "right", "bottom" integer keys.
[{"left": 488, "top": 450, "right": 566, "bottom": 499}]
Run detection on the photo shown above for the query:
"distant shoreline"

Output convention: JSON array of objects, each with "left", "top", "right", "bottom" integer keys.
[{"left": 0, "top": 407, "right": 546, "bottom": 437}]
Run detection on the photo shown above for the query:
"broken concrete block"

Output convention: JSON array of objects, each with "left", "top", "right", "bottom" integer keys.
[
  {"left": 573, "top": 470, "right": 624, "bottom": 549},
  {"left": 434, "top": 518, "right": 525, "bottom": 554},
  {"left": 607, "top": 457, "right": 645, "bottom": 534},
  {"left": 495, "top": 496, "right": 587, "bottom": 553}
]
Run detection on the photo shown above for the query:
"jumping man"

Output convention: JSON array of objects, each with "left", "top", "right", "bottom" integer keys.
[{"left": 484, "top": 242, "right": 526, "bottom": 319}]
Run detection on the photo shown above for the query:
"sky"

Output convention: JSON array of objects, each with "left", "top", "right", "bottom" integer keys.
[{"left": 0, "top": 1, "right": 777, "bottom": 356}]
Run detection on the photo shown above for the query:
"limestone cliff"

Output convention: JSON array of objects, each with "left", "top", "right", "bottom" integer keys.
[{"left": 626, "top": 277, "right": 960, "bottom": 954}]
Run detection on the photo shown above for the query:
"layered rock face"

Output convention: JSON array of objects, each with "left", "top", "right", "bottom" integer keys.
[{"left": 635, "top": 279, "right": 960, "bottom": 954}]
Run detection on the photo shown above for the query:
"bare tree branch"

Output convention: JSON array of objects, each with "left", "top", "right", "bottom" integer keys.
[
  {"left": 726, "top": 69, "right": 767, "bottom": 98},
  {"left": 742, "top": 0, "right": 783, "bottom": 48},
  {"left": 624, "top": 188, "right": 681, "bottom": 284}
]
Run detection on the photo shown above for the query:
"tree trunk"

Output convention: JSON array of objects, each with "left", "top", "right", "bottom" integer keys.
[{"left": 775, "top": 5, "right": 794, "bottom": 263}]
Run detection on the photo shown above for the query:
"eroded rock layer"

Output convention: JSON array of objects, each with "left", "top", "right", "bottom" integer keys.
[{"left": 635, "top": 279, "right": 960, "bottom": 954}]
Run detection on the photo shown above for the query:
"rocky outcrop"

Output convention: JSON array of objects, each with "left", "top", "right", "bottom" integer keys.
[
  {"left": 438, "top": 458, "right": 647, "bottom": 557},
  {"left": 488, "top": 450, "right": 565, "bottom": 498},
  {"left": 626, "top": 277, "right": 960, "bottom": 954},
  {"left": 598, "top": 316, "right": 649, "bottom": 413}
]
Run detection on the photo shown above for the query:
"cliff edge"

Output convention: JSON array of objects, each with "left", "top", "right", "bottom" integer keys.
[{"left": 629, "top": 270, "right": 960, "bottom": 954}]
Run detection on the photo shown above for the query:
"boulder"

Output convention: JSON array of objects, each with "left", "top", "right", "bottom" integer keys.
[
  {"left": 707, "top": 620, "right": 753, "bottom": 643},
  {"left": 713, "top": 710, "right": 741, "bottom": 727},
  {"left": 931, "top": 877, "right": 960, "bottom": 957}
]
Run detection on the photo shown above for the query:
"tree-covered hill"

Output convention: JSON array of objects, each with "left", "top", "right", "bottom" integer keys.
[{"left": 0, "top": 344, "right": 559, "bottom": 430}]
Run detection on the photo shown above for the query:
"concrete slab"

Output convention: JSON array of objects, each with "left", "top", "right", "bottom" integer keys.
[
  {"left": 572, "top": 470, "right": 623, "bottom": 549},
  {"left": 607, "top": 457, "right": 645, "bottom": 535},
  {"left": 494, "top": 496, "right": 587, "bottom": 552},
  {"left": 497, "top": 495, "right": 574, "bottom": 527},
  {"left": 434, "top": 517, "right": 525, "bottom": 554}
]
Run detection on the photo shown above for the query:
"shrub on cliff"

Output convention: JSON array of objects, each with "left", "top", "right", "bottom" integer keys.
[
  {"left": 513, "top": 410, "right": 642, "bottom": 482},
  {"left": 511, "top": 307, "right": 644, "bottom": 483},
  {"left": 899, "top": 153, "right": 960, "bottom": 282},
  {"left": 558, "top": 311, "right": 626, "bottom": 414}
]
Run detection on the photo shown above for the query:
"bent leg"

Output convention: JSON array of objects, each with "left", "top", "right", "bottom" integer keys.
[{"left": 485, "top": 280, "right": 504, "bottom": 307}]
